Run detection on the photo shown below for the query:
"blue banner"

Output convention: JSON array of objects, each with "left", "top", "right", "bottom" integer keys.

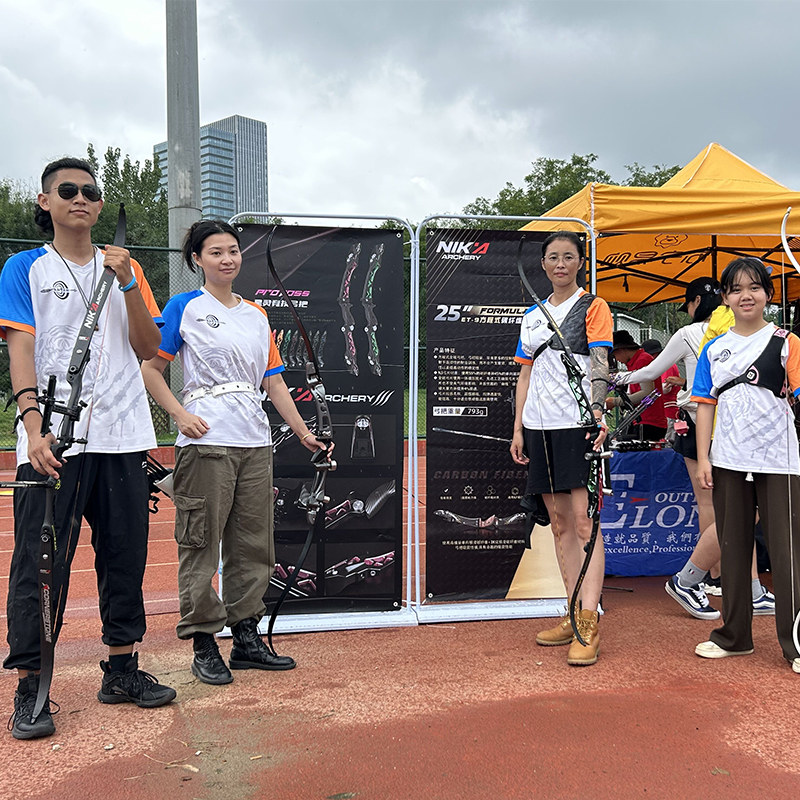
[{"left": 602, "top": 449, "right": 698, "bottom": 577}]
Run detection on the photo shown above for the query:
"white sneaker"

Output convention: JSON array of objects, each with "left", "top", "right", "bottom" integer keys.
[
  {"left": 700, "top": 576, "right": 722, "bottom": 596},
  {"left": 793, "top": 658, "right": 800, "bottom": 674},
  {"left": 695, "top": 640, "right": 754, "bottom": 659}
]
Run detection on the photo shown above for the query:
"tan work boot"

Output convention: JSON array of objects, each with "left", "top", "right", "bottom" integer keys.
[
  {"left": 536, "top": 614, "right": 573, "bottom": 646},
  {"left": 566, "top": 609, "right": 600, "bottom": 666}
]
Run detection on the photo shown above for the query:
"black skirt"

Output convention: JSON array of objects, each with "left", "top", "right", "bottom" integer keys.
[{"left": 523, "top": 427, "right": 592, "bottom": 495}]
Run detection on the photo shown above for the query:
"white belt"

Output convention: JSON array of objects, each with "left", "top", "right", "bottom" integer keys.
[{"left": 183, "top": 381, "right": 257, "bottom": 405}]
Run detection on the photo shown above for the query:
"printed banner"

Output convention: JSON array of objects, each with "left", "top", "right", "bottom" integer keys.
[
  {"left": 235, "top": 224, "right": 405, "bottom": 613},
  {"left": 425, "top": 228, "right": 553, "bottom": 601},
  {"left": 602, "top": 449, "right": 697, "bottom": 577}
]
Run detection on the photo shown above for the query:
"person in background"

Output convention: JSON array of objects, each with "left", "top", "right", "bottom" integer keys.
[
  {"left": 641, "top": 338, "right": 680, "bottom": 442},
  {"left": 693, "top": 257, "right": 798, "bottom": 671},
  {"left": 613, "top": 277, "right": 774, "bottom": 622},
  {"left": 606, "top": 330, "right": 667, "bottom": 441},
  {"left": 510, "top": 230, "right": 612, "bottom": 667},
  {"left": 141, "top": 220, "right": 329, "bottom": 686},
  {"left": 1, "top": 157, "right": 175, "bottom": 741}
]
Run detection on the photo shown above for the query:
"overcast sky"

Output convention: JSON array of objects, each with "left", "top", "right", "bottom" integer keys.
[{"left": 1, "top": 0, "right": 797, "bottom": 223}]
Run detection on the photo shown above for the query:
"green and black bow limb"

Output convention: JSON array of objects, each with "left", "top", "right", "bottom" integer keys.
[
  {"left": 264, "top": 225, "right": 336, "bottom": 657},
  {"left": 516, "top": 235, "right": 606, "bottom": 646},
  {"left": 779, "top": 207, "right": 800, "bottom": 658}
]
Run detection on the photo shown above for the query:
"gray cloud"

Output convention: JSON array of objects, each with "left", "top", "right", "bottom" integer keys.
[{"left": 1, "top": 0, "right": 797, "bottom": 222}]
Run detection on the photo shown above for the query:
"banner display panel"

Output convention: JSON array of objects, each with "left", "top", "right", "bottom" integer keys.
[
  {"left": 425, "top": 229, "right": 554, "bottom": 601},
  {"left": 234, "top": 224, "right": 405, "bottom": 614},
  {"left": 601, "top": 449, "right": 698, "bottom": 577}
]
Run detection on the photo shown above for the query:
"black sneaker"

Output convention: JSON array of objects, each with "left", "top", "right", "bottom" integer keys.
[
  {"left": 191, "top": 633, "right": 233, "bottom": 685},
  {"left": 8, "top": 674, "right": 57, "bottom": 740},
  {"left": 97, "top": 653, "right": 177, "bottom": 707},
  {"left": 230, "top": 618, "right": 296, "bottom": 671},
  {"left": 665, "top": 575, "right": 720, "bottom": 620}
]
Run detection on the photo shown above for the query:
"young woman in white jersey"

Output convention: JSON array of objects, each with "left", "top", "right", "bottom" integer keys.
[
  {"left": 142, "top": 221, "right": 329, "bottom": 685},
  {"left": 510, "top": 231, "right": 612, "bottom": 666},
  {"left": 693, "top": 257, "right": 800, "bottom": 672},
  {"left": 614, "top": 278, "right": 774, "bottom": 622}
]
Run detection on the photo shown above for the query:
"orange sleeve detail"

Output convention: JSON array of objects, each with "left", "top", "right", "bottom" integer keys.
[
  {"left": 267, "top": 329, "right": 283, "bottom": 371},
  {"left": 243, "top": 299, "right": 269, "bottom": 318},
  {"left": 0, "top": 319, "right": 35, "bottom": 340},
  {"left": 131, "top": 259, "right": 162, "bottom": 318},
  {"left": 786, "top": 333, "right": 800, "bottom": 393},
  {"left": 586, "top": 296, "right": 613, "bottom": 344}
]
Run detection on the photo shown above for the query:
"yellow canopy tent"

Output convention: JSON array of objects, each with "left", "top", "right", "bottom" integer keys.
[{"left": 522, "top": 143, "right": 800, "bottom": 306}]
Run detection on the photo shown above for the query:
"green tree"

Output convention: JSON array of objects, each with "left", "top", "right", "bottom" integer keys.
[
  {"left": 0, "top": 180, "right": 40, "bottom": 241},
  {"left": 623, "top": 161, "right": 681, "bottom": 187},
  {"left": 86, "top": 143, "right": 168, "bottom": 247},
  {"left": 462, "top": 154, "right": 681, "bottom": 226},
  {"left": 462, "top": 154, "right": 612, "bottom": 229},
  {"left": 85, "top": 144, "right": 170, "bottom": 305}
]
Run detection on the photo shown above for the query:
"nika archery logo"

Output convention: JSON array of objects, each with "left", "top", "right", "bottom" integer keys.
[{"left": 436, "top": 240, "right": 491, "bottom": 262}]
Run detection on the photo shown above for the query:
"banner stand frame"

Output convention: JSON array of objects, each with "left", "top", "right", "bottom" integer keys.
[
  {"left": 213, "top": 211, "right": 420, "bottom": 636},
  {"left": 410, "top": 215, "right": 596, "bottom": 624}
]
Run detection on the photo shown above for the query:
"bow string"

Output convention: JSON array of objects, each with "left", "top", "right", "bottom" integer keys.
[
  {"left": 264, "top": 226, "right": 335, "bottom": 656},
  {"left": 780, "top": 207, "right": 800, "bottom": 658}
]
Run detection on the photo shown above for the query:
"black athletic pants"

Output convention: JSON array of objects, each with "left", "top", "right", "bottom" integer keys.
[{"left": 4, "top": 452, "right": 150, "bottom": 672}]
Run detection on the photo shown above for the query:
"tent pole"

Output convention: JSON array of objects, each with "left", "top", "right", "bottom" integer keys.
[{"left": 711, "top": 235, "right": 718, "bottom": 280}]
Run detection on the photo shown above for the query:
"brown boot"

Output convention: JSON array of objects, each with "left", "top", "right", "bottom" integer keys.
[
  {"left": 536, "top": 614, "right": 573, "bottom": 646},
  {"left": 566, "top": 609, "right": 600, "bottom": 666}
]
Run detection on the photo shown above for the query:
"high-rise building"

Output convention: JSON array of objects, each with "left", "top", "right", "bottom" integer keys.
[{"left": 154, "top": 114, "right": 269, "bottom": 220}]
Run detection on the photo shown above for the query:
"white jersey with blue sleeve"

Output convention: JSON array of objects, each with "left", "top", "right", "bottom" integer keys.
[{"left": 158, "top": 288, "right": 284, "bottom": 448}]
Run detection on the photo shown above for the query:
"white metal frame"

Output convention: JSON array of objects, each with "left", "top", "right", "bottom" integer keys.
[
  {"left": 221, "top": 211, "right": 420, "bottom": 635},
  {"left": 410, "top": 214, "right": 596, "bottom": 624},
  {"left": 215, "top": 210, "right": 599, "bottom": 634}
]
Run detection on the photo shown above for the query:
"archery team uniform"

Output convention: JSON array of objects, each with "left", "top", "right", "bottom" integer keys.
[
  {"left": 0, "top": 245, "right": 161, "bottom": 671},
  {"left": 514, "top": 288, "right": 613, "bottom": 494},
  {"left": 618, "top": 321, "right": 710, "bottom": 460},
  {"left": 692, "top": 323, "right": 800, "bottom": 662},
  {"left": 157, "top": 288, "right": 284, "bottom": 639}
]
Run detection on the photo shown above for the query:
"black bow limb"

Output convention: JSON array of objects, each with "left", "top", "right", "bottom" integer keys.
[{"left": 263, "top": 226, "right": 336, "bottom": 657}]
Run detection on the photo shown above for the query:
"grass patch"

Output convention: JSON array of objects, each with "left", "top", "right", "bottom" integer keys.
[{"left": 404, "top": 388, "right": 426, "bottom": 438}]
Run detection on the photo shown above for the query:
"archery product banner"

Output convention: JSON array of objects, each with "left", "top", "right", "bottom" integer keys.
[
  {"left": 235, "top": 224, "right": 405, "bottom": 614},
  {"left": 601, "top": 449, "right": 698, "bottom": 577},
  {"left": 425, "top": 228, "right": 552, "bottom": 601}
]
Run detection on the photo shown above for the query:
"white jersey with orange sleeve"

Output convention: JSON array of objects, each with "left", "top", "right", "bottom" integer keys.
[
  {"left": 691, "top": 323, "right": 800, "bottom": 475},
  {"left": 514, "top": 288, "right": 612, "bottom": 430}
]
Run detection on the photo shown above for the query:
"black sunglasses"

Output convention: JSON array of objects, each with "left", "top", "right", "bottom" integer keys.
[{"left": 52, "top": 182, "right": 102, "bottom": 202}]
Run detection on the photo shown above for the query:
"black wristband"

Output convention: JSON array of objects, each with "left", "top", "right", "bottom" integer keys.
[
  {"left": 14, "top": 405, "right": 43, "bottom": 431},
  {"left": 5, "top": 386, "right": 38, "bottom": 411}
]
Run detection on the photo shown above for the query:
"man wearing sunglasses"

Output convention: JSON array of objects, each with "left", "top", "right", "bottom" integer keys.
[{"left": 0, "top": 157, "right": 176, "bottom": 740}]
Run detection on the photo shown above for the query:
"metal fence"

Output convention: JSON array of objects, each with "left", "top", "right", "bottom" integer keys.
[
  {"left": 0, "top": 240, "right": 200, "bottom": 448},
  {"left": 0, "top": 240, "right": 425, "bottom": 449}
]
